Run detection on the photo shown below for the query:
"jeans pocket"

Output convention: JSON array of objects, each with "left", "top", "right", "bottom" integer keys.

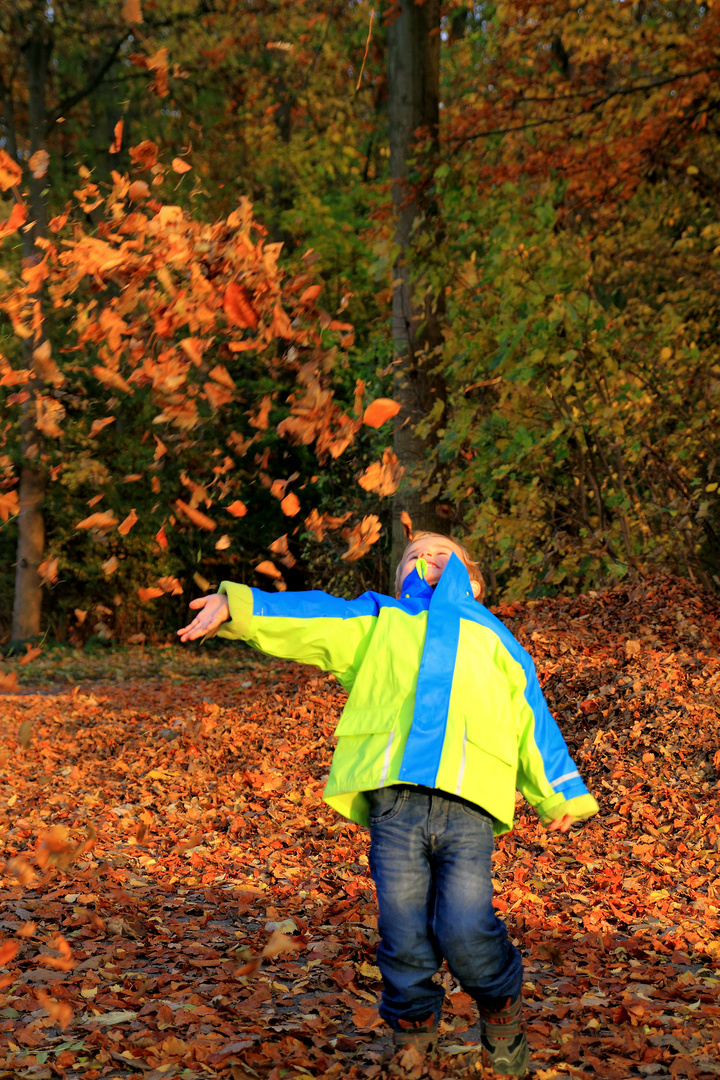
[
  {"left": 458, "top": 799, "right": 493, "bottom": 825},
  {"left": 367, "top": 786, "right": 407, "bottom": 824}
]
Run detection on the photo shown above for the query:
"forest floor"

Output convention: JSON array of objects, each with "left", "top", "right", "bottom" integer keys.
[{"left": 1, "top": 575, "right": 719, "bottom": 1080}]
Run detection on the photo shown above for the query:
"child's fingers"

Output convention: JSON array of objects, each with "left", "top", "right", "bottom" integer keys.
[{"left": 188, "top": 597, "right": 209, "bottom": 610}]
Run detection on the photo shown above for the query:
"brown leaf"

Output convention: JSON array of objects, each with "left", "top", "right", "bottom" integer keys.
[
  {"left": 101, "top": 556, "right": 119, "bottom": 576},
  {"left": 280, "top": 492, "right": 301, "bottom": 517},
  {"left": 0, "top": 490, "right": 19, "bottom": 523},
  {"left": 0, "top": 940, "right": 19, "bottom": 966},
  {"left": 363, "top": 397, "right": 401, "bottom": 428},
  {"left": 172, "top": 157, "right": 192, "bottom": 174},
  {"left": 38, "top": 555, "right": 59, "bottom": 585},
  {"left": 400, "top": 510, "right": 413, "bottom": 539},
  {"left": 128, "top": 179, "right": 150, "bottom": 201},
  {"left": 0, "top": 202, "right": 26, "bottom": 240}
]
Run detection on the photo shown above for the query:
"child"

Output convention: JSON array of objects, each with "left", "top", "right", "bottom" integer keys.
[{"left": 178, "top": 532, "right": 599, "bottom": 1077}]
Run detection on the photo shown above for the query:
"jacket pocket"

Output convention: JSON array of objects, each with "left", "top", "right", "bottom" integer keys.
[
  {"left": 334, "top": 707, "right": 396, "bottom": 737},
  {"left": 464, "top": 721, "right": 516, "bottom": 767}
]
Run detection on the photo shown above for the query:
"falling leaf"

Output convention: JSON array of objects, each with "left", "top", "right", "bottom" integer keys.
[
  {"left": 280, "top": 492, "right": 300, "bottom": 517},
  {"left": 193, "top": 572, "right": 212, "bottom": 591},
  {"left": 300, "top": 284, "right": 322, "bottom": 305},
  {"left": 138, "top": 586, "right": 164, "bottom": 601},
  {"left": 0, "top": 148, "right": 22, "bottom": 190},
  {"left": 128, "top": 179, "right": 150, "bottom": 201},
  {"left": 18, "top": 720, "right": 33, "bottom": 748},
  {"left": 0, "top": 491, "right": 19, "bottom": 523},
  {"left": 0, "top": 940, "right": 19, "bottom": 966},
  {"left": 400, "top": 510, "right": 413, "bottom": 539},
  {"left": 122, "top": 0, "right": 143, "bottom": 22},
  {"left": 32, "top": 340, "right": 64, "bottom": 386},
  {"left": 75, "top": 511, "right": 119, "bottom": 532},
  {"left": 224, "top": 282, "right": 259, "bottom": 329},
  {"left": 0, "top": 201, "right": 26, "bottom": 240},
  {"left": 341, "top": 514, "right": 382, "bottom": 561},
  {"left": 74, "top": 608, "right": 88, "bottom": 624},
  {"left": 269, "top": 535, "right": 296, "bottom": 568},
  {"left": 128, "top": 139, "right": 158, "bottom": 169},
  {"left": 157, "top": 575, "right": 183, "bottom": 595},
  {"left": 625, "top": 639, "right": 641, "bottom": 657},
  {"left": 175, "top": 499, "right": 216, "bottom": 531},
  {"left": 43, "top": 934, "right": 75, "bottom": 972},
  {"left": 29, "top": 149, "right": 50, "bottom": 179},
  {"left": 101, "top": 556, "right": 119, "bottom": 576},
  {"left": 109, "top": 120, "right": 124, "bottom": 154},
  {"left": 155, "top": 526, "right": 168, "bottom": 549},
  {"left": 358, "top": 448, "right": 405, "bottom": 496},
  {"left": 172, "top": 157, "right": 192, "bottom": 174},
  {"left": 19, "top": 646, "right": 42, "bottom": 666},
  {"left": 36, "top": 990, "right": 73, "bottom": 1030},
  {"left": 256, "top": 560, "right": 283, "bottom": 580},
  {"left": 118, "top": 508, "right": 138, "bottom": 536},
  {"left": 363, "top": 398, "right": 401, "bottom": 428},
  {"left": 261, "top": 930, "right": 299, "bottom": 958},
  {"left": 38, "top": 555, "right": 59, "bottom": 584},
  {"left": 89, "top": 416, "right": 115, "bottom": 438},
  {"left": 226, "top": 500, "right": 247, "bottom": 517},
  {"left": 215, "top": 534, "right": 232, "bottom": 550}
]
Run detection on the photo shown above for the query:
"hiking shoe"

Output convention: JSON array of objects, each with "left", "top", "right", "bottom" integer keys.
[
  {"left": 478, "top": 995, "right": 529, "bottom": 1077},
  {"left": 392, "top": 1012, "right": 439, "bottom": 1052}
]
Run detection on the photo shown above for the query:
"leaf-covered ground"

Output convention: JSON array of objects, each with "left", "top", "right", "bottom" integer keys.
[{"left": 1, "top": 575, "right": 719, "bottom": 1080}]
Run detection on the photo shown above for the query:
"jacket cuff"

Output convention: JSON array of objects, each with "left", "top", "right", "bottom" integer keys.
[
  {"left": 217, "top": 581, "right": 253, "bottom": 639},
  {"left": 538, "top": 792, "right": 600, "bottom": 824}
]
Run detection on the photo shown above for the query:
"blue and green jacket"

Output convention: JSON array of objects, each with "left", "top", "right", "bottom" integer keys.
[{"left": 218, "top": 553, "right": 599, "bottom": 833}]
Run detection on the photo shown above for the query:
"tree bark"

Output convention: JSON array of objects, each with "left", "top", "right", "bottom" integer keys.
[
  {"left": 386, "top": 0, "right": 446, "bottom": 568},
  {"left": 11, "top": 17, "right": 52, "bottom": 643}
]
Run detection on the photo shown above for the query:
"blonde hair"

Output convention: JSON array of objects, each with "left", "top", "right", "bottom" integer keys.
[{"left": 394, "top": 531, "right": 486, "bottom": 602}]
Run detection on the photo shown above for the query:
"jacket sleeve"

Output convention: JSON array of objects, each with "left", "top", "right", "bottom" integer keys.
[
  {"left": 216, "top": 581, "right": 379, "bottom": 688},
  {"left": 513, "top": 653, "right": 599, "bottom": 823}
]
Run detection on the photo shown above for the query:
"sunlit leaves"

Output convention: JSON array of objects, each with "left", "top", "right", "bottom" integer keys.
[
  {"left": 341, "top": 514, "right": 381, "bottom": 560},
  {"left": 0, "top": 148, "right": 22, "bottom": 190},
  {"left": 362, "top": 398, "right": 401, "bottom": 428}
]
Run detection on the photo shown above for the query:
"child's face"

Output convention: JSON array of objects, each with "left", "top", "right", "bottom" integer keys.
[{"left": 396, "top": 536, "right": 481, "bottom": 597}]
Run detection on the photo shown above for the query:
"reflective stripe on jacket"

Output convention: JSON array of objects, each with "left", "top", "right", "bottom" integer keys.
[{"left": 218, "top": 553, "right": 599, "bottom": 833}]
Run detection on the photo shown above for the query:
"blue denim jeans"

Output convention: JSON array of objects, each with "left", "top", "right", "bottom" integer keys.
[{"left": 367, "top": 785, "right": 523, "bottom": 1029}]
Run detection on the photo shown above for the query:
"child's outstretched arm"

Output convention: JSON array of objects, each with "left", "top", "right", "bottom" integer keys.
[
  {"left": 179, "top": 580, "right": 381, "bottom": 687},
  {"left": 177, "top": 594, "right": 229, "bottom": 642}
]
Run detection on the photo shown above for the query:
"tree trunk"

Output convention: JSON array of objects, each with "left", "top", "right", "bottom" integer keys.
[
  {"left": 386, "top": 0, "right": 446, "bottom": 568},
  {"left": 11, "top": 19, "right": 52, "bottom": 643}
]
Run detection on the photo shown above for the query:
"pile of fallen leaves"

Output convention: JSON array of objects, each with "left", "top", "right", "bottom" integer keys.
[{"left": 1, "top": 573, "right": 719, "bottom": 1080}]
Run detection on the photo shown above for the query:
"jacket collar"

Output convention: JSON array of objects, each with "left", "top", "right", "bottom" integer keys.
[{"left": 399, "top": 552, "right": 476, "bottom": 605}]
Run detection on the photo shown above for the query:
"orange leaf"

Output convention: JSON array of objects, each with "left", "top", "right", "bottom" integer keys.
[
  {"left": 352, "top": 1005, "right": 383, "bottom": 1031},
  {"left": 38, "top": 555, "right": 59, "bottom": 585},
  {"left": 172, "top": 157, "right": 192, "bottom": 174},
  {"left": 400, "top": 510, "right": 413, "bottom": 540},
  {"left": 226, "top": 500, "right": 247, "bottom": 518},
  {"left": 280, "top": 492, "right": 300, "bottom": 517},
  {"left": 358, "top": 448, "right": 405, "bottom": 496},
  {"left": 138, "top": 586, "right": 164, "bottom": 601},
  {"left": 262, "top": 930, "right": 299, "bottom": 958},
  {"left": 255, "top": 560, "right": 282, "bottom": 580},
  {"left": 0, "top": 940, "right": 18, "bottom": 966},
  {"left": 271, "top": 303, "right": 294, "bottom": 339},
  {"left": 0, "top": 490, "right": 19, "bottom": 523},
  {"left": 118, "top": 508, "right": 138, "bottom": 536},
  {"left": 36, "top": 990, "right": 73, "bottom": 1030},
  {"left": 19, "top": 646, "right": 42, "bottom": 666},
  {"left": 0, "top": 202, "right": 27, "bottom": 240},
  {"left": 122, "top": 0, "right": 143, "bottom": 21},
  {"left": 109, "top": 120, "right": 124, "bottom": 154},
  {"left": 75, "top": 511, "right": 118, "bottom": 531},
  {"left": 0, "top": 148, "right": 22, "bottom": 191},
  {"left": 342, "top": 514, "right": 382, "bottom": 561},
  {"left": 128, "top": 179, "right": 150, "bottom": 201},
  {"left": 300, "top": 284, "right": 322, "bottom": 305},
  {"left": 363, "top": 398, "right": 401, "bottom": 428},
  {"left": 224, "top": 282, "right": 258, "bottom": 329},
  {"left": 175, "top": 498, "right": 216, "bottom": 531},
  {"left": 155, "top": 526, "right": 168, "bottom": 549},
  {"left": 101, "top": 556, "right": 119, "bottom": 576},
  {"left": 29, "top": 149, "right": 49, "bottom": 179},
  {"left": 43, "top": 935, "right": 74, "bottom": 972},
  {"left": 89, "top": 417, "right": 115, "bottom": 438}
]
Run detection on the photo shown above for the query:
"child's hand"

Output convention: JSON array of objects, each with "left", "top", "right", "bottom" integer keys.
[
  {"left": 177, "top": 594, "right": 230, "bottom": 642},
  {"left": 546, "top": 814, "right": 576, "bottom": 833}
]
